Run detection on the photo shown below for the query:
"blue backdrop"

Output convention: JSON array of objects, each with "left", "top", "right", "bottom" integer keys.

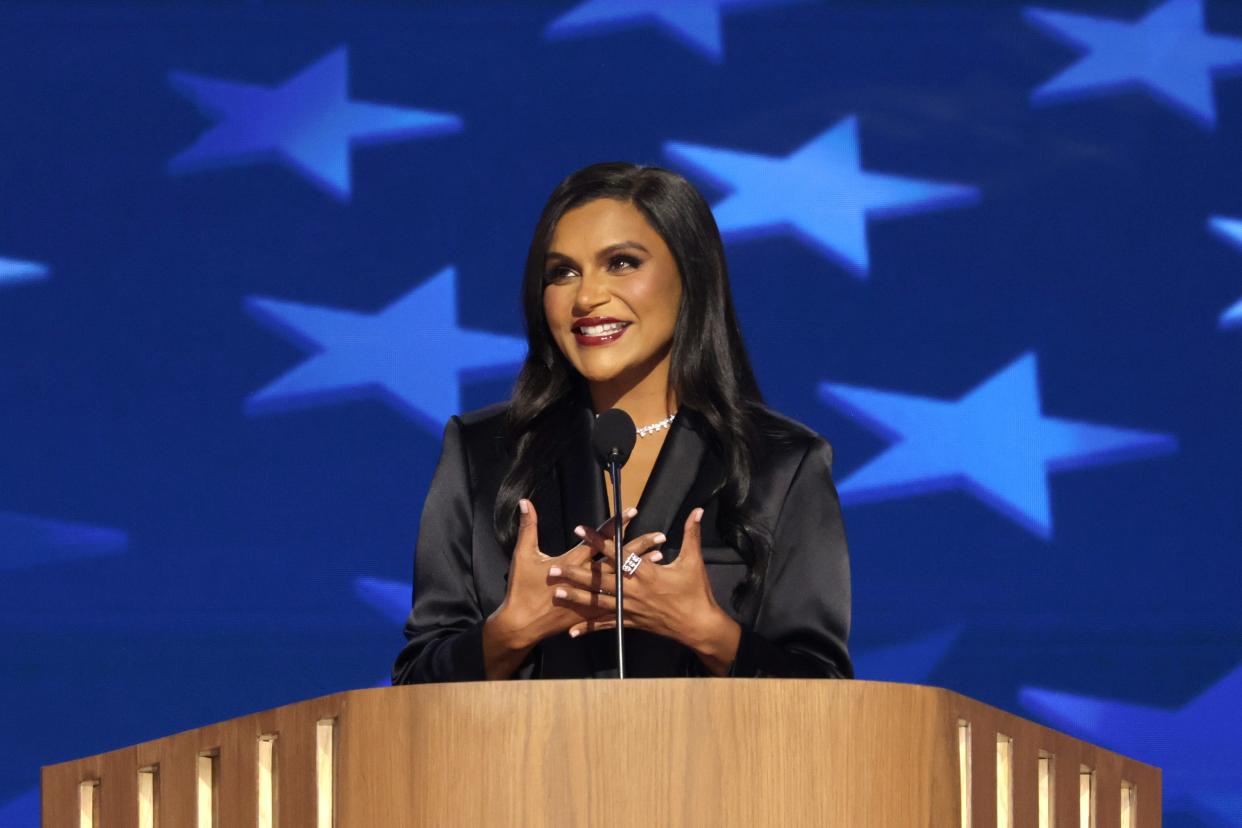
[{"left": 1, "top": 1, "right": 1240, "bottom": 824}]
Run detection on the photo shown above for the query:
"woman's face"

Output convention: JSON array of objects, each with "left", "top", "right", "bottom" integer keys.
[{"left": 542, "top": 198, "right": 683, "bottom": 387}]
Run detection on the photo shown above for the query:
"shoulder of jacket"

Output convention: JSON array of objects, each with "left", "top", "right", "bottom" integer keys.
[{"left": 750, "top": 405, "right": 834, "bottom": 468}]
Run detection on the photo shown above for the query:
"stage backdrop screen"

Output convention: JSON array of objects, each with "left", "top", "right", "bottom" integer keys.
[{"left": 1, "top": 1, "right": 1239, "bottom": 825}]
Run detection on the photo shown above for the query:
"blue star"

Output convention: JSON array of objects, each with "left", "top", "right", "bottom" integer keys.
[
  {"left": 169, "top": 47, "right": 463, "bottom": 201},
  {"left": 355, "top": 575, "right": 411, "bottom": 626},
  {"left": 664, "top": 117, "right": 979, "bottom": 277},
  {"left": 818, "top": 352, "right": 1177, "bottom": 538},
  {"left": 1024, "top": 0, "right": 1242, "bottom": 128},
  {"left": 0, "top": 512, "right": 128, "bottom": 572},
  {"left": 1207, "top": 216, "right": 1242, "bottom": 329},
  {"left": 0, "top": 787, "right": 37, "bottom": 827},
  {"left": 545, "top": 0, "right": 804, "bottom": 63},
  {"left": 853, "top": 626, "right": 962, "bottom": 684},
  {"left": 245, "top": 266, "right": 527, "bottom": 432},
  {"left": 1021, "top": 664, "right": 1242, "bottom": 826},
  {"left": 0, "top": 256, "right": 48, "bottom": 289}
]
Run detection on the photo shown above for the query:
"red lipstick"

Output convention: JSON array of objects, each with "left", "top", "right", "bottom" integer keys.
[{"left": 571, "top": 316, "right": 630, "bottom": 347}]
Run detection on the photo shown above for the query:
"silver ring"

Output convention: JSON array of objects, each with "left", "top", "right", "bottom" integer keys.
[{"left": 621, "top": 553, "right": 642, "bottom": 575}]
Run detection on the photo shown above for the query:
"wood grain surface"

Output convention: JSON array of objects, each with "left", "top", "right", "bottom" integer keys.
[{"left": 41, "top": 680, "right": 1160, "bottom": 828}]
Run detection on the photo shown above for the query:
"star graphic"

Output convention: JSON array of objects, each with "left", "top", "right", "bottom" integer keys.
[
  {"left": 0, "top": 256, "right": 48, "bottom": 289},
  {"left": 169, "top": 46, "right": 463, "bottom": 200},
  {"left": 0, "top": 787, "right": 37, "bottom": 826},
  {"left": 245, "top": 266, "right": 527, "bottom": 432},
  {"left": 852, "top": 626, "right": 962, "bottom": 684},
  {"left": 1024, "top": 0, "right": 1242, "bottom": 128},
  {"left": 545, "top": 0, "right": 805, "bottom": 63},
  {"left": 1207, "top": 215, "right": 1242, "bottom": 329},
  {"left": 0, "top": 512, "right": 128, "bottom": 572},
  {"left": 1021, "top": 664, "right": 1242, "bottom": 826},
  {"left": 818, "top": 352, "right": 1177, "bottom": 538},
  {"left": 664, "top": 117, "right": 979, "bottom": 277}
]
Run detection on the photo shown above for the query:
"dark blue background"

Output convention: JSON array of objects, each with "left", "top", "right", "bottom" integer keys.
[{"left": 1, "top": 1, "right": 1239, "bottom": 824}]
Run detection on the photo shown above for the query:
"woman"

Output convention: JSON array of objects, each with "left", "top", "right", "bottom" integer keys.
[{"left": 392, "top": 162, "right": 851, "bottom": 682}]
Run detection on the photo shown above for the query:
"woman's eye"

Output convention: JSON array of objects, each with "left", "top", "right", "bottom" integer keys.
[
  {"left": 609, "top": 255, "right": 640, "bottom": 272},
  {"left": 544, "top": 266, "right": 576, "bottom": 284}
]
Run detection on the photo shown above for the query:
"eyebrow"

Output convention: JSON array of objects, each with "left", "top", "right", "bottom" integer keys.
[{"left": 546, "top": 240, "right": 651, "bottom": 263}]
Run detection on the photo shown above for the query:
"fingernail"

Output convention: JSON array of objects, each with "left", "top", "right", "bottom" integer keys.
[
  {"left": 569, "top": 629, "right": 580, "bottom": 638},
  {"left": 549, "top": 566, "right": 562, "bottom": 577},
  {"left": 625, "top": 507, "right": 638, "bottom": 518},
  {"left": 651, "top": 552, "right": 663, "bottom": 562},
  {"left": 554, "top": 587, "right": 567, "bottom": 599},
  {"left": 693, "top": 508, "right": 703, "bottom": 524},
  {"left": 653, "top": 533, "right": 667, "bottom": 544},
  {"left": 573, "top": 525, "right": 586, "bottom": 538},
  {"left": 519, "top": 499, "right": 529, "bottom": 514}
]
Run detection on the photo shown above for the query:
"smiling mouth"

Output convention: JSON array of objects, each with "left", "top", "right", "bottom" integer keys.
[{"left": 572, "top": 318, "right": 631, "bottom": 346}]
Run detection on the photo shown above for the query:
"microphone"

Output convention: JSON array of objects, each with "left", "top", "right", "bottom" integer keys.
[
  {"left": 591, "top": 409, "right": 636, "bottom": 678},
  {"left": 591, "top": 408, "right": 637, "bottom": 469}
]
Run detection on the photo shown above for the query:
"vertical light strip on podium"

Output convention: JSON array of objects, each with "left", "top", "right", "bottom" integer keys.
[
  {"left": 1079, "top": 765, "right": 1096, "bottom": 828},
  {"left": 995, "top": 733, "right": 1013, "bottom": 828},
  {"left": 1120, "top": 780, "right": 1136, "bottom": 828},
  {"left": 197, "top": 749, "right": 219, "bottom": 828},
  {"left": 1037, "top": 751, "right": 1055, "bottom": 828},
  {"left": 257, "top": 733, "right": 278, "bottom": 828},
  {"left": 77, "top": 779, "right": 99, "bottom": 828},
  {"left": 316, "top": 718, "right": 336, "bottom": 828},
  {"left": 137, "top": 764, "right": 159, "bottom": 828},
  {"left": 957, "top": 719, "right": 972, "bottom": 828}
]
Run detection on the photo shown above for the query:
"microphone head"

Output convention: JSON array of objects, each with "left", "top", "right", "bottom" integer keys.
[{"left": 592, "top": 409, "right": 637, "bottom": 468}]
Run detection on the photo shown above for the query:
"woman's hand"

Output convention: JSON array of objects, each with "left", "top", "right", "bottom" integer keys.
[
  {"left": 551, "top": 508, "right": 742, "bottom": 676},
  {"left": 482, "top": 499, "right": 633, "bottom": 679}
]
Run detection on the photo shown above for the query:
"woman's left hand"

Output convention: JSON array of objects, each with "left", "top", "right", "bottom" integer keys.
[{"left": 549, "top": 507, "right": 742, "bottom": 675}]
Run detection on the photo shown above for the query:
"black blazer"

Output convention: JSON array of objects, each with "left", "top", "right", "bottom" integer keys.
[{"left": 392, "top": 402, "right": 852, "bottom": 682}]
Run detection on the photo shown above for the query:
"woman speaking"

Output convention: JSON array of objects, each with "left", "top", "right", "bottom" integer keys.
[{"left": 392, "top": 163, "right": 851, "bottom": 682}]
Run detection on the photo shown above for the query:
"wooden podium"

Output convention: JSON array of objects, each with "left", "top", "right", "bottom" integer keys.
[{"left": 42, "top": 680, "right": 1160, "bottom": 827}]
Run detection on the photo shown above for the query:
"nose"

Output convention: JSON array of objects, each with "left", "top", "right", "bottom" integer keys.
[{"left": 572, "top": 267, "right": 610, "bottom": 316}]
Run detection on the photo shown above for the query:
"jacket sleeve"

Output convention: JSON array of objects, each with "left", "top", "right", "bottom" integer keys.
[
  {"left": 730, "top": 438, "right": 852, "bottom": 679},
  {"left": 391, "top": 417, "right": 489, "bottom": 684}
]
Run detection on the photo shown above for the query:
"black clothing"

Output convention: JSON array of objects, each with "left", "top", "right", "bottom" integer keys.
[{"left": 392, "top": 403, "right": 851, "bottom": 683}]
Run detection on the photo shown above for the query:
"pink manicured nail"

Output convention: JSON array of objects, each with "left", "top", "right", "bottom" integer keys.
[
  {"left": 625, "top": 507, "right": 638, "bottom": 518},
  {"left": 573, "top": 525, "right": 586, "bottom": 538},
  {"left": 554, "top": 588, "right": 567, "bottom": 599},
  {"left": 569, "top": 629, "right": 580, "bottom": 638},
  {"left": 548, "top": 566, "right": 562, "bottom": 577},
  {"left": 651, "top": 552, "right": 664, "bottom": 562},
  {"left": 693, "top": 508, "right": 703, "bottom": 524},
  {"left": 653, "top": 533, "right": 667, "bottom": 544},
  {"left": 518, "top": 499, "right": 529, "bottom": 514}
]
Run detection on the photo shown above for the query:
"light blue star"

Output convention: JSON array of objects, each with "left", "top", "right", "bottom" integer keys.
[
  {"left": 1024, "top": 0, "right": 1242, "bottom": 128},
  {"left": 0, "top": 786, "right": 37, "bottom": 827},
  {"left": 169, "top": 47, "right": 463, "bottom": 201},
  {"left": 664, "top": 117, "right": 979, "bottom": 277},
  {"left": 1021, "top": 664, "right": 1242, "bottom": 826},
  {"left": 0, "top": 257, "right": 48, "bottom": 289},
  {"left": 818, "top": 352, "right": 1177, "bottom": 538},
  {"left": 245, "top": 266, "right": 527, "bottom": 432},
  {"left": 545, "top": 0, "right": 803, "bottom": 63},
  {"left": 355, "top": 575, "right": 410, "bottom": 625},
  {"left": 0, "top": 512, "right": 128, "bottom": 572},
  {"left": 853, "top": 626, "right": 962, "bottom": 684},
  {"left": 1207, "top": 216, "right": 1242, "bottom": 329}
]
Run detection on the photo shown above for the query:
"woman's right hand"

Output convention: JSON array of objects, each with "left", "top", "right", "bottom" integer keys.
[{"left": 481, "top": 498, "right": 631, "bottom": 678}]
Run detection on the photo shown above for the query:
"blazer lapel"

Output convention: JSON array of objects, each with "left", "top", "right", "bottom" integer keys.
[
  {"left": 550, "top": 403, "right": 607, "bottom": 556},
  {"left": 625, "top": 409, "right": 718, "bottom": 546}
]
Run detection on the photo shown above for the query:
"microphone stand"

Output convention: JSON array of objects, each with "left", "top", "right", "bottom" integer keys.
[{"left": 608, "top": 448, "right": 626, "bottom": 679}]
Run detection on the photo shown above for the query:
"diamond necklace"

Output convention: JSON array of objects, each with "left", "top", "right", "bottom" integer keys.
[{"left": 636, "top": 412, "right": 676, "bottom": 438}]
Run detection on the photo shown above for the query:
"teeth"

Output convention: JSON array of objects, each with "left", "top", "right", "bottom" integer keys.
[{"left": 579, "top": 322, "right": 626, "bottom": 336}]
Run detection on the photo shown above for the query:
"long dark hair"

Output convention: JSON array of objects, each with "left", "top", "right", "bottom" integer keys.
[{"left": 494, "top": 162, "right": 772, "bottom": 607}]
